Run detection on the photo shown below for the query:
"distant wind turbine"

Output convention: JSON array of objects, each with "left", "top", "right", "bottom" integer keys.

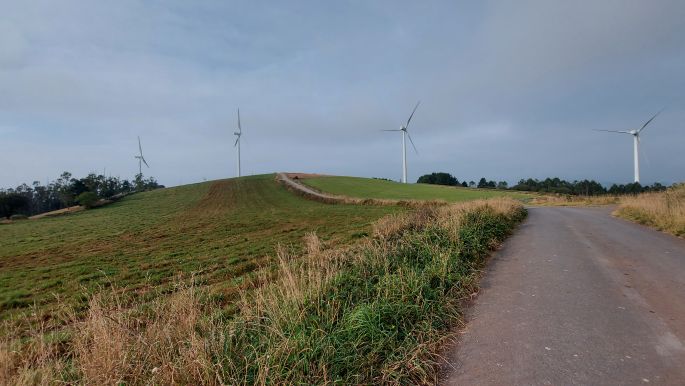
[
  {"left": 234, "top": 108, "right": 243, "bottom": 177},
  {"left": 594, "top": 109, "right": 662, "bottom": 183},
  {"left": 383, "top": 101, "right": 420, "bottom": 183},
  {"left": 134, "top": 136, "right": 149, "bottom": 176}
]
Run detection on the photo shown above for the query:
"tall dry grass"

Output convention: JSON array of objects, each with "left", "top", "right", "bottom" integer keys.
[
  {"left": 73, "top": 282, "right": 215, "bottom": 385},
  {"left": 1, "top": 198, "right": 526, "bottom": 385},
  {"left": 1, "top": 281, "right": 217, "bottom": 385},
  {"left": 615, "top": 183, "right": 685, "bottom": 237},
  {"left": 0, "top": 321, "right": 70, "bottom": 385}
]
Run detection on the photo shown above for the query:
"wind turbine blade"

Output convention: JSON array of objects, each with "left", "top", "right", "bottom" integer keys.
[
  {"left": 638, "top": 109, "right": 663, "bottom": 133},
  {"left": 405, "top": 100, "right": 421, "bottom": 128},
  {"left": 238, "top": 108, "right": 241, "bottom": 133},
  {"left": 593, "top": 129, "right": 632, "bottom": 134},
  {"left": 138, "top": 136, "right": 143, "bottom": 155},
  {"left": 381, "top": 129, "right": 402, "bottom": 132},
  {"left": 234, "top": 136, "right": 240, "bottom": 147},
  {"left": 142, "top": 157, "right": 149, "bottom": 168},
  {"left": 407, "top": 133, "right": 418, "bottom": 154}
]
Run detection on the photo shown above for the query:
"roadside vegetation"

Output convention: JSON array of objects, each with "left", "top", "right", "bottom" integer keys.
[
  {"left": 302, "top": 175, "right": 531, "bottom": 202},
  {"left": 615, "top": 183, "right": 685, "bottom": 237},
  {"left": 0, "top": 195, "right": 525, "bottom": 384}
]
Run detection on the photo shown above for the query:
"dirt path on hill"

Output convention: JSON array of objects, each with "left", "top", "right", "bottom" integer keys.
[{"left": 276, "top": 172, "right": 341, "bottom": 203}]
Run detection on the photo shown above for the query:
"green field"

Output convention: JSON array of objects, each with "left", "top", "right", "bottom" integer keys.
[
  {"left": 0, "top": 173, "right": 529, "bottom": 383},
  {"left": 302, "top": 176, "right": 532, "bottom": 202},
  {"left": 0, "top": 174, "right": 399, "bottom": 327}
]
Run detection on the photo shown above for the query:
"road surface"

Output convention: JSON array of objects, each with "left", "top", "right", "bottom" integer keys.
[{"left": 442, "top": 206, "right": 685, "bottom": 386}]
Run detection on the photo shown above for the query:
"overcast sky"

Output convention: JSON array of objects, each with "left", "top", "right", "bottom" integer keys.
[{"left": 1, "top": 0, "right": 684, "bottom": 188}]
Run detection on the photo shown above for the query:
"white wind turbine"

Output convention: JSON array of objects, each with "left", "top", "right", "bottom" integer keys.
[
  {"left": 234, "top": 108, "right": 243, "bottom": 177},
  {"left": 594, "top": 110, "right": 662, "bottom": 184},
  {"left": 383, "top": 101, "right": 420, "bottom": 183},
  {"left": 134, "top": 136, "right": 149, "bottom": 176}
]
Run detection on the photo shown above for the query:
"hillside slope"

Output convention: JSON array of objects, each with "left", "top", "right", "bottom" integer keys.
[
  {"left": 302, "top": 175, "right": 531, "bottom": 202},
  {"left": 0, "top": 174, "right": 398, "bottom": 325}
]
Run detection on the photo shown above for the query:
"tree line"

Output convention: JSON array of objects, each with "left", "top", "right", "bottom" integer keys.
[
  {"left": 510, "top": 177, "right": 667, "bottom": 195},
  {"left": 1, "top": 172, "right": 163, "bottom": 219},
  {"left": 417, "top": 172, "right": 669, "bottom": 196},
  {"left": 416, "top": 172, "right": 508, "bottom": 189}
]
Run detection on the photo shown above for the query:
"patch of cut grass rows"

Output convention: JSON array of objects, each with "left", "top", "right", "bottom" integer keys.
[{"left": 0, "top": 174, "right": 398, "bottom": 331}]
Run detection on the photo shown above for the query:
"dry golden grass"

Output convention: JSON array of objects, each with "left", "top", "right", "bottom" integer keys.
[
  {"left": 0, "top": 323, "right": 69, "bottom": 385},
  {"left": 2, "top": 281, "right": 217, "bottom": 385},
  {"left": 73, "top": 282, "right": 215, "bottom": 385},
  {"left": 615, "top": 183, "right": 685, "bottom": 237}
]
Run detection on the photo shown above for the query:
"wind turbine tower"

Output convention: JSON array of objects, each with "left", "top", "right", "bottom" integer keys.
[
  {"left": 234, "top": 108, "right": 243, "bottom": 177},
  {"left": 383, "top": 101, "right": 420, "bottom": 183},
  {"left": 134, "top": 136, "right": 149, "bottom": 176},
  {"left": 594, "top": 110, "right": 662, "bottom": 184}
]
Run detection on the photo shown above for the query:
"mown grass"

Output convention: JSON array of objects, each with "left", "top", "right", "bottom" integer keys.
[
  {"left": 0, "top": 174, "right": 399, "bottom": 333},
  {"left": 302, "top": 176, "right": 532, "bottom": 202},
  {"left": 615, "top": 183, "right": 685, "bottom": 237},
  {"left": 1, "top": 198, "right": 525, "bottom": 384}
]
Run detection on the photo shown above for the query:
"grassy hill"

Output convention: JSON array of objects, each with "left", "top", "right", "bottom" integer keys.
[
  {"left": 0, "top": 172, "right": 528, "bottom": 384},
  {"left": 0, "top": 174, "right": 398, "bottom": 327},
  {"left": 301, "top": 175, "right": 532, "bottom": 202}
]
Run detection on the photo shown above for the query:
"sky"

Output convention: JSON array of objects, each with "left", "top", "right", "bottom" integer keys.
[{"left": 1, "top": 0, "right": 684, "bottom": 188}]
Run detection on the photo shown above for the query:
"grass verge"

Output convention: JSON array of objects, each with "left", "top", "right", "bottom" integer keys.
[
  {"left": 614, "top": 183, "right": 685, "bottom": 237},
  {"left": 1, "top": 198, "right": 525, "bottom": 384}
]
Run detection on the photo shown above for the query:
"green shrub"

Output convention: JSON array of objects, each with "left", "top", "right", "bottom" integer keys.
[{"left": 76, "top": 191, "right": 99, "bottom": 208}]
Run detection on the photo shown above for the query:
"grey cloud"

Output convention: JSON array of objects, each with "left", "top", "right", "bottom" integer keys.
[{"left": 0, "top": 1, "right": 684, "bottom": 187}]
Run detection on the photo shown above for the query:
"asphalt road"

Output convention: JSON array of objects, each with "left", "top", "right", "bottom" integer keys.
[{"left": 442, "top": 206, "right": 685, "bottom": 386}]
